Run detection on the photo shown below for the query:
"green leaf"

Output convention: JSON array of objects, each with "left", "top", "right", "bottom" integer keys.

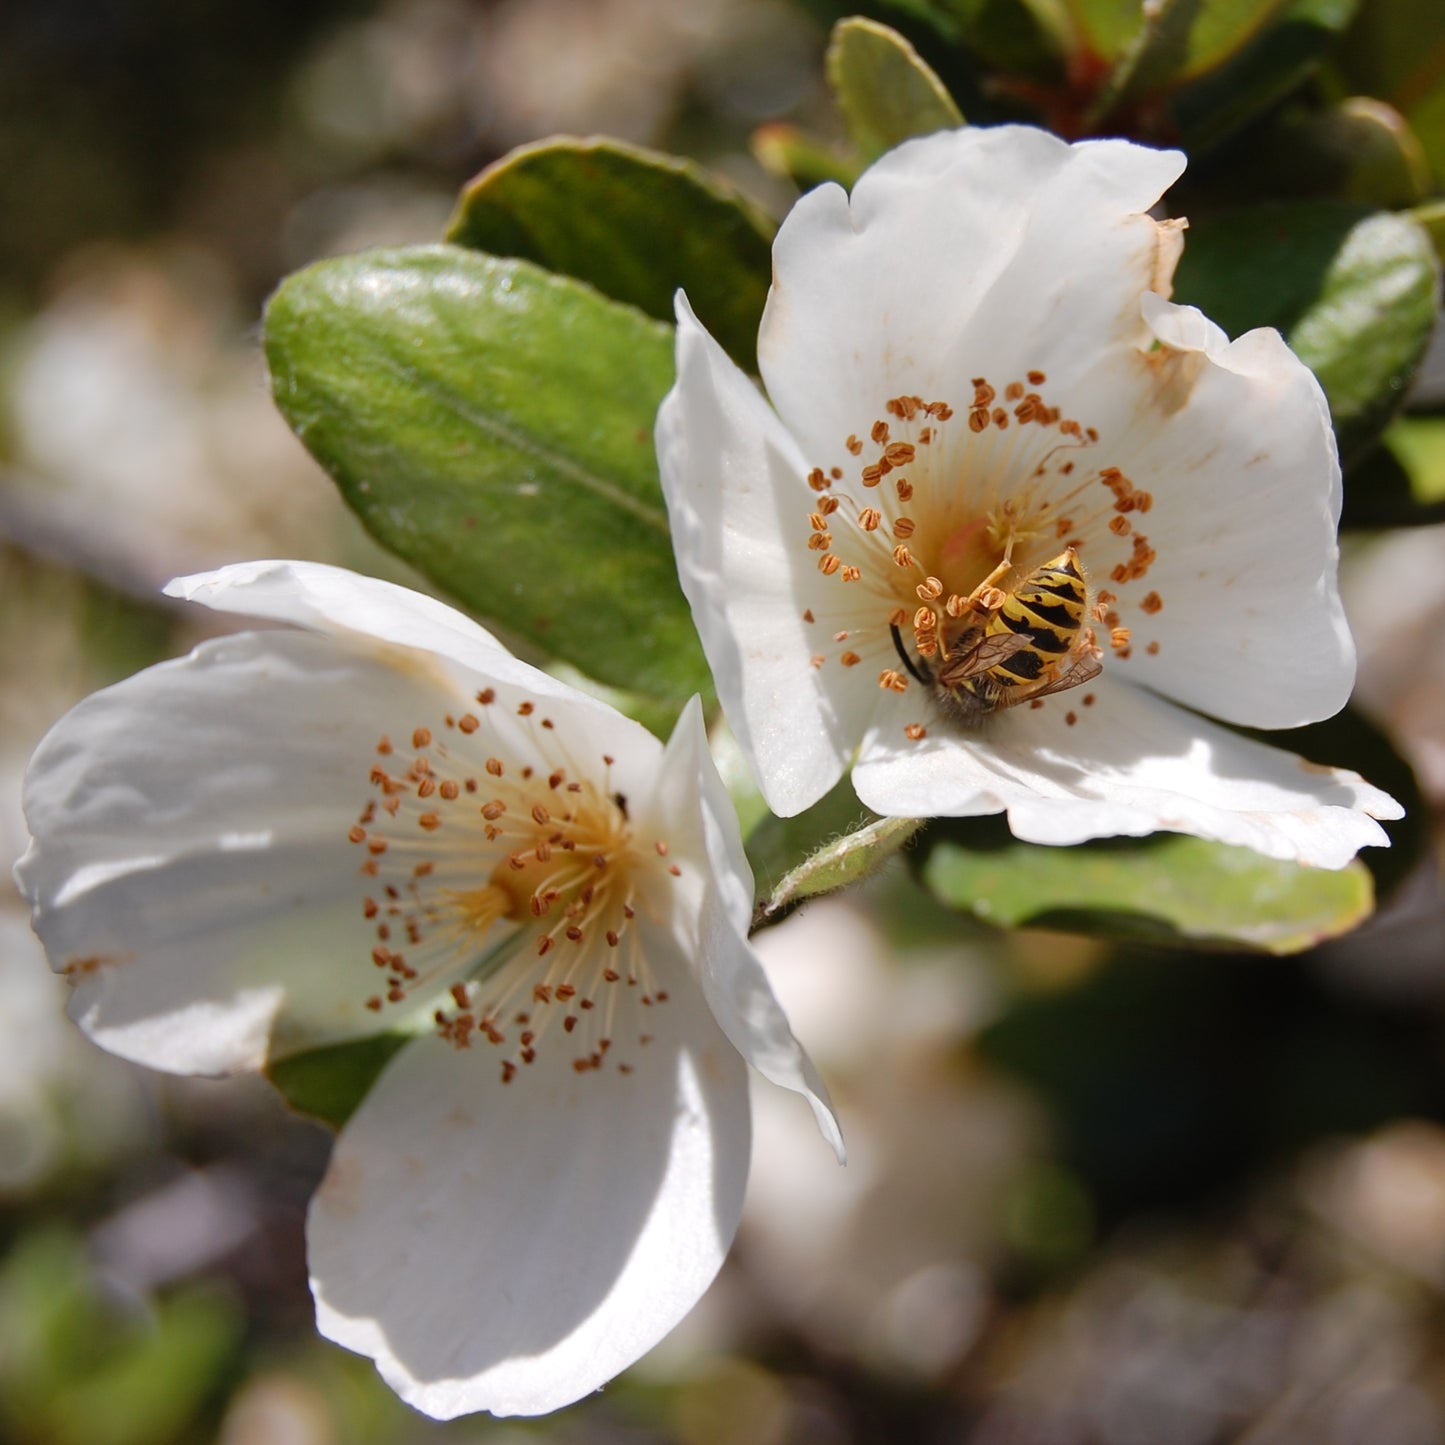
[
  {"left": 266, "top": 1032, "right": 413, "bottom": 1130},
  {"left": 1411, "top": 197, "right": 1445, "bottom": 266},
  {"left": 751, "top": 122, "right": 862, "bottom": 191},
  {"left": 1086, "top": 0, "right": 1333, "bottom": 107},
  {"left": 1171, "top": 202, "right": 1439, "bottom": 462},
  {"left": 1263, "top": 99, "right": 1431, "bottom": 209},
  {"left": 1383, "top": 416, "right": 1445, "bottom": 507},
  {"left": 1082, "top": 0, "right": 1290, "bottom": 122},
  {"left": 826, "top": 17, "right": 964, "bottom": 161},
  {"left": 920, "top": 820, "right": 1375, "bottom": 955},
  {"left": 1168, "top": 0, "right": 1359, "bottom": 149},
  {"left": 756, "top": 814, "right": 923, "bottom": 926},
  {"left": 264, "top": 246, "right": 710, "bottom": 707},
  {"left": 742, "top": 774, "right": 918, "bottom": 926},
  {"left": 1331, "top": 0, "right": 1445, "bottom": 185},
  {"left": 949, "top": 0, "right": 1067, "bottom": 77},
  {"left": 447, "top": 137, "right": 774, "bottom": 373},
  {"left": 745, "top": 776, "right": 875, "bottom": 901}
]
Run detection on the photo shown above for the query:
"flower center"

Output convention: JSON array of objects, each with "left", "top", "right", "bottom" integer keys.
[
  {"left": 346, "top": 689, "right": 678, "bottom": 1083},
  {"left": 798, "top": 373, "right": 1167, "bottom": 736}
]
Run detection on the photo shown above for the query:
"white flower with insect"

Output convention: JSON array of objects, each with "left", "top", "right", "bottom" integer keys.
[
  {"left": 657, "top": 124, "right": 1401, "bottom": 868},
  {"left": 14, "top": 560, "right": 841, "bottom": 1420}
]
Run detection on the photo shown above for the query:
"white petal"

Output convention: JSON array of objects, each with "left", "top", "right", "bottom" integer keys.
[
  {"left": 758, "top": 125, "right": 1185, "bottom": 466},
  {"left": 658, "top": 298, "right": 873, "bottom": 816},
  {"left": 166, "top": 559, "right": 616, "bottom": 718},
  {"left": 308, "top": 985, "right": 750, "bottom": 1419},
  {"left": 1072, "top": 294, "right": 1355, "bottom": 727},
  {"left": 639, "top": 699, "right": 844, "bottom": 1160},
  {"left": 853, "top": 678, "right": 1400, "bottom": 868},
  {"left": 14, "top": 631, "right": 466, "bottom": 1073}
]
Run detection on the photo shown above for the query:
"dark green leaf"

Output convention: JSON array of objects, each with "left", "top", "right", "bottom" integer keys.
[
  {"left": 826, "top": 17, "right": 964, "bottom": 160},
  {"left": 1332, "top": 0, "right": 1445, "bottom": 184},
  {"left": 1168, "top": 0, "right": 1359, "bottom": 149},
  {"left": 266, "top": 1032, "right": 413, "bottom": 1130},
  {"left": 264, "top": 246, "right": 711, "bottom": 707},
  {"left": 1172, "top": 202, "right": 1439, "bottom": 462},
  {"left": 947, "top": 0, "right": 1066, "bottom": 77},
  {"left": 919, "top": 818, "right": 1375, "bottom": 955},
  {"left": 447, "top": 137, "right": 774, "bottom": 372}
]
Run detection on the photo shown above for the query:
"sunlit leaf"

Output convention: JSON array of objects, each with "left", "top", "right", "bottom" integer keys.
[
  {"left": 448, "top": 136, "right": 774, "bottom": 372},
  {"left": 1383, "top": 416, "right": 1445, "bottom": 506},
  {"left": 826, "top": 17, "right": 964, "bottom": 161},
  {"left": 920, "top": 822, "right": 1375, "bottom": 954},
  {"left": 264, "top": 246, "right": 710, "bottom": 707},
  {"left": 755, "top": 814, "right": 923, "bottom": 926}
]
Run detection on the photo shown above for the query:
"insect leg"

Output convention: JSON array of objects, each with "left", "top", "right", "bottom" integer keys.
[{"left": 890, "top": 623, "right": 933, "bottom": 686}]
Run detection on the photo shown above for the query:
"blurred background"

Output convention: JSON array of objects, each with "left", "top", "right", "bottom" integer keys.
[{"left": 3, "top": 1, "right": 1445, "bottom": 1441}]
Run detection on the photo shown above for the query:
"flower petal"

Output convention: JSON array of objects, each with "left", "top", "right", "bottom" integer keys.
[
  {"left": 17, "top": 630, "right": 506, "bottom": 1074},
  {"left": 308, "top": 985, "right": 750, "bottom": 1418},
  {"left": 758, "top": 125, "right": 1185, "bottom": 467},
  {"left": 640, "top": 699, "right": 844, "bottom": 1160},
  {"left": 658, "top": 298, "right": 876, "bottom": 815},
  {"left": 166, "top": 559, "right": 613, "bottom": 717},
  {"left": 1071, "top": 294, "right": 1355, "bottom": 727},
  {"left": 853, "top": 678, "right": 1400, "bottom": 868}
]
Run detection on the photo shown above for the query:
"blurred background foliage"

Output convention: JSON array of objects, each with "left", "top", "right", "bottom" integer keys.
[{"left": 3, "top": 0, "right": 1445, "bottom": 1442}]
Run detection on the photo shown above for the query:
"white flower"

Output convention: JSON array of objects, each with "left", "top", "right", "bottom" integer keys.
[
  {"left": 14, "top": 560, "right": 842, "bottom": 1419},
  {"left": 657, "top": 125, "right": 1402, "bottom": 869}
]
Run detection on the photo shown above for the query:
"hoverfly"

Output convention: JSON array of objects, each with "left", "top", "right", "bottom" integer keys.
[{"left": 892, "top": 546, "right": 1102, "bottom": 724}]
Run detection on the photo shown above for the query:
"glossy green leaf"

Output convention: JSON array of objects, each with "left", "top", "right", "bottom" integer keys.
[
  {"left": 826, "top": 17, "right": 964, "bottom": 160},
  {"left": 1172, "top": 202, "right": 1439, "bottom": 462},
  {"left": 264, "top": 246, "right": 711, "bottom": 706},
  {"left": 447, "top": 137, "right": 774, "bottom": 372},
  {"left": 920, "top": 822, "right": 1375, "bottom": 954},
  {"left": 266, "top": 1032, "right": 413, "bottom": 1131}
]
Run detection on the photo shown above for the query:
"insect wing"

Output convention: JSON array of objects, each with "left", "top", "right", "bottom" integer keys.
[
  {"left": 994, "top": 652, "right": 1103, "bottom": 711},
  {"left": 936, "top": 630, "right": 1030, "bottom": 687}
]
